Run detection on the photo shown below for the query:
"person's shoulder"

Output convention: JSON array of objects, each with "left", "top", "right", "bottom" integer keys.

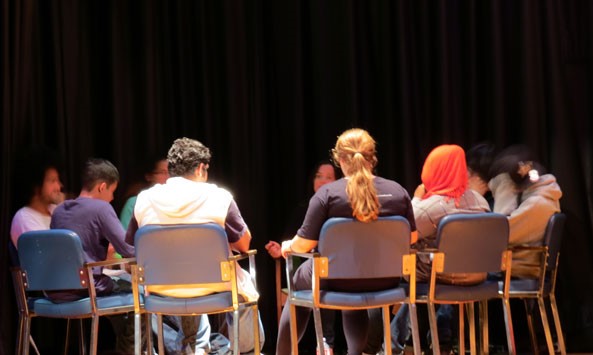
[{"left": 375, "top": 176, "right": 408, "bottom": 193}]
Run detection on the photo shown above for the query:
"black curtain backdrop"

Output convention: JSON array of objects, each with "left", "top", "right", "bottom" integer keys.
[{"left": 2, "top": 1, "right": 592, "bottom": 353}]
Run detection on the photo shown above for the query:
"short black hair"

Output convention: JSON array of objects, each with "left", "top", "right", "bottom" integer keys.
[
  {"left": 466, "top": 143, "right": 497, "bottom": 182},
  {"left": 81, "top": 158, "right": 120, "bottom": 191},
  {"left": 167, "top": 137, "right": 211, "bottom": 177}
]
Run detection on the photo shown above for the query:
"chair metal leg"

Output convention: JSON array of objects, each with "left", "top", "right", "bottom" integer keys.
[
  {"left": 427, "top": 302, "right": 441, "bottom": 355},
  {"left": 29, "top": 335, "right": 40, "bottom": 355},
  {"left": 479, "top": 300, "right": 489, "bottom": 355},
  {"left": 156, "top": 314, "right": 165, "bottom": 355},
  {"left": 502, "top": 298, "right": 516, "bottom": 355},
  {"left": 145, "top": 313, "right": 153, "bottom": 355},
  {"left": 467, "top": 303, "right": 477, "bottom": 355},
  {"left": 409, "top": 303, "right": 422, "bottom": 355},
  {"left": 289, "top": 304, "right": 299, "bottom": 355},
  {"left": 16, "top": 314, "right": 25, "bottom": 355},
  {"left": 252, "top": 305, "right": 261, "bottom": 355},
  {"left": 524, "top": 299, "right": 540, "bottom": 355},
  {"left": 459, "top": 304, "right": 465, "bottom": 355},
  {"left": 135, "top": 312, "right": 142, "bottom": 355},
  {"left": 382, "top": 306, "right": 392, "bottom": 355},
  {"left": 22, "top": 315, "right": 32, "bottom": 355},
  {"left": 549, "top": 294, "right": 567, "bottom": 355},
  {"left": 233, "top": 309, "right": 240, "bottom": 355},
  {"left": 312, "top": 307, "right": 326, "bottom": 354},
  {"left": 90, "top": 315, "right": 99, "bottom": 355},
  {"left": 538, "top": 297, "right": 555, "bottom": 355},
  {"left": 80, "top": 319, "right": 88, "bottom": 355}
]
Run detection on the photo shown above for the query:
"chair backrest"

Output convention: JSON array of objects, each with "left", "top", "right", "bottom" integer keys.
[
  {"left": 317, "top": 216, "right": 411, "bottom": 279},
  {"left": 436, "top": 213, "right": 509, "bottom": 274},
  {"left": 8, "top": 240, "right": 20, "bottom": 267},
  {"left": 17, "top": 229, "right": 87, "bottom": 291},
  {"left": 543, "top": 213, "right": 566, "bottom": 272},
  {"left": 134, "top": 223, "right": 231, "bottom": 285}
]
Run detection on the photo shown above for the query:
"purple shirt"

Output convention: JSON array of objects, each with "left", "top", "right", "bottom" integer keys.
[{"left": 51, "top": 197, "right": 134, "bottom": 296}]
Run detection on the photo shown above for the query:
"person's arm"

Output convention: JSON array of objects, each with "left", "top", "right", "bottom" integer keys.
[
  {"left": 280, "top": 236, "right": 318, "bottom": 258},
  {"left": 230, "top": 229, "right": 251, "bottom": 253},
  {"left": 100, "top": 205, "right": 135, "bottom": 258},
  {"left": 125, "top": 215, "right": 139, "bottom": 245}
]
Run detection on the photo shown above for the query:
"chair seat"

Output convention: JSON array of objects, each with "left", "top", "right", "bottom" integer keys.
[
  {"left": 415, "top": 281, "right": 501, "bottom": 302},
  {"left": 293, "top": 288, "right": 407, "bottom": 308},
  {"left": 508, "top": 279, "right": 552, "bottom": 296},
  {"left": 33, "top": 293, "right": 136, "bottom": 317},
  {"left": 144, "top": 291, "right": 236, "bottom": 314}
]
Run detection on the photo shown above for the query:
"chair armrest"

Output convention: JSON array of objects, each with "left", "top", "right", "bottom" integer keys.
[
  {"left": 86, "top": 257, "right": 136, "bottom": 268},
  {"left": 229, "top": 249, "right": 257, "bottom": 261}
]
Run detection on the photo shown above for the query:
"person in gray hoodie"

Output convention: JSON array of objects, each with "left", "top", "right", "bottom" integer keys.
[{"left": 488, "top": 145, "right": 563, "bottom": 278}]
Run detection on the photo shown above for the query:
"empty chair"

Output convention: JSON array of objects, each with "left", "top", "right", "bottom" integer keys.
[
  {"left": 14, "top": 229, "right": 137, "bottom": 355},
  {"left": 509, "top": 213, "right": 567, "bottom": 355},
  {"left": 285, "top": 216, "right": 421, "bottom": 355},
  {"left": 131, "top": 223, "right": 261, "bottom": 355},
  {"left": 419, "top": 213, "right": 515, "bottom": 355}
]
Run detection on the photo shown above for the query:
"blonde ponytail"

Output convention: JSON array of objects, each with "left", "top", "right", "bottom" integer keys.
[{"left": 333, "top": 129, "right": 379, "bottom": 222}]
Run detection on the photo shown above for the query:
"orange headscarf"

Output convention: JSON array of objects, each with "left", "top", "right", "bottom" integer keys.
[{"left": 421, "top": 144, "right": 468, "bottom": 202}]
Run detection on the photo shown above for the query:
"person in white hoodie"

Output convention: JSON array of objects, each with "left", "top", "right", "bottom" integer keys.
[
  {"left": 488, "top": 145, "right": 563, "bottom": 278},
  {"left": 126, "top": 137, "right": 264, "bottom": 354}
]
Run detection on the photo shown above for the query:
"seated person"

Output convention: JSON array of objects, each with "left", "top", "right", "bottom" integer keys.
[
  {"left": 125, "top": 137, "right": 264, "bottom": 354},
  {"left": 270, "top": 128, "right": 416, "bottom": 355},
  {"left": 488, "top": 145, "right": 562, "bottom": 279}
]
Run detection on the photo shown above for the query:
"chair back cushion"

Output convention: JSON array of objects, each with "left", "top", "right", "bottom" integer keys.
[
  {"left": 17, "top": 229, "right": 87, "bottom": 291},
  {"left": 436, "top": 213, "right": 509, "bottom": 273},
  {"left": 543, "top": 213, "right": 566, "bottom": 271},
  {"left": 135, "top": 223, "right": 231, "bottom": 285},
  {"left": 318, "top": 216, "right": 411, "bottom": 279}
]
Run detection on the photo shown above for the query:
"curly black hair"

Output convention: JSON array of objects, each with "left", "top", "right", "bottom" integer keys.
[{"left": 167, "top": 137, "right": 211, "bottom": 177}]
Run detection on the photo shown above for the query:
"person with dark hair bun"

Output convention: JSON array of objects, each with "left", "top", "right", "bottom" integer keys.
[
  {"left": 466, "top": 142, "right": 497, "bottom": 198},
  {"left": 488, "top": 145, "right": 562, "bottom": 278}
]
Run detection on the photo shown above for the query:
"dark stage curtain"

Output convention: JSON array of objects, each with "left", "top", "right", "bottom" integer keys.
[{"left": 1, "top": 1, "right": 592, "bottom": 353}]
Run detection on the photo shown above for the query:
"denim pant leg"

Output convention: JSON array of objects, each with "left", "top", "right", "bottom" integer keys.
[
  {"left": 390, "top": 303, "right": 411, "bottom": 351},
  {"left": 226, "top": 307, "right": 265, "bottom": 353},
  {"left": 108, "top": 312, "right": 138, "bottom": 354},
  {"left": 154, "top": 314, "right": 211, "bottom": 354},
  {"left": 435, "top": 305, "right": 454, "bottom": 344}
]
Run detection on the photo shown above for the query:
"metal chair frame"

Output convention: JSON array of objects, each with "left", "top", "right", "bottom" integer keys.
[
  {"left": 508, "top": 213, "right": 567, "bottom": 355},
  {"left": 417, "top": 213, "right": 516, "bottom": 355},
  {"left": 285, "top": 216, "right": 422, "bottom": 355},
  {"left": 13, "top": 229, "right": 137, "bottom": 355},
  {"left": 131, "top": 223, "right": 261, "bottom": 355}
]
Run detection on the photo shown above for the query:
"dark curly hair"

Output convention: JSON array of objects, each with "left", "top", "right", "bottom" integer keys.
[{"left": 167, "top": 137, "right": 211, "bottom": 177}]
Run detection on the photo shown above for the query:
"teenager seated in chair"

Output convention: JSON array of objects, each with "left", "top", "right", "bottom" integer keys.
[
  {"left": 268, "top": 128, "right": 416, "bottom": 355},
  {"left": 265, "top": 160, "right": 342, "bottom": 354},
  {"left": 385, "top": 144, "right": 491, "bottom": 355},
  {"left": 488, "top": 145, "right": 563, "bottom": 279},
  {"left": 50, "top": 158, "right": 138, "bottom": 354},
  {"left": 125, "top": 137, "right": 264, "bottom": 355}
]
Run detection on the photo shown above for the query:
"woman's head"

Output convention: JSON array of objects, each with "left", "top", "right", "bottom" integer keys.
[
  {"left": 311, "top": 160, "right": 340, "bottom": 193},
  {"left": 421, "top": 144, "right": 468, "bottom": 200},
  {"left": 331, "top": 128, "right": 377, "bottom": 176},
  {"left": 489, "top": 145, "right": 545, "bottom": 190},
  {"left": 331, "top": 128, "right": 379, "bottom": 222}
]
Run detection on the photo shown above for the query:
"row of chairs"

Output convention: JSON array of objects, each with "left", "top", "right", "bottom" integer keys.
[
  {"left": 281, "top": 213, "right": 566, "bottom": 355},
  {"left": 11, "top": 224, "right": 262, "bottom": 355}
]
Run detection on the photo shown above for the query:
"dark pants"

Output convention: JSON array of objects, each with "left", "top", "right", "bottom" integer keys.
[{"left": 276, "top": 259, "right": 377, "bottom": 355}]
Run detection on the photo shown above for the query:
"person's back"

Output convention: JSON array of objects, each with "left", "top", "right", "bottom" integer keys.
[{"left": 488, "top": 145, "right": 562, "bottom": 278}]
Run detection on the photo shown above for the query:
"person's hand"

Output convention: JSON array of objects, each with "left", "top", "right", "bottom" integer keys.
[
  {"left": 265, "top": 241, "right": 282, "bottom": 259},
  {"left": 280, "top": 240, "right": 294, "bottom": 259},
  {"left": 414, "top": 183, "right": 426, "bottom": 199}
]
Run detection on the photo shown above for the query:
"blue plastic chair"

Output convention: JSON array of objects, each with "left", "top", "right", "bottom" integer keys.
[
  {"left": 14, "top": 229, "right": 137, "bottom": 355},
  {"left": 418, "top": 213, "right": 515, "bottom": 355},
  {"left": 132, "top": 223, "right": 261, "bottom": 355},
  {"left": 285, "top": 216, "right": 421, "bottom": 355},
  {"left": 509, "top": 213, "right": 567, "bottom": 355}
]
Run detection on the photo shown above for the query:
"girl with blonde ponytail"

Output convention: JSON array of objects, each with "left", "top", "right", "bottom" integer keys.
[{"left": 272, "top": 128, "right": 416, "bottom": 355}]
